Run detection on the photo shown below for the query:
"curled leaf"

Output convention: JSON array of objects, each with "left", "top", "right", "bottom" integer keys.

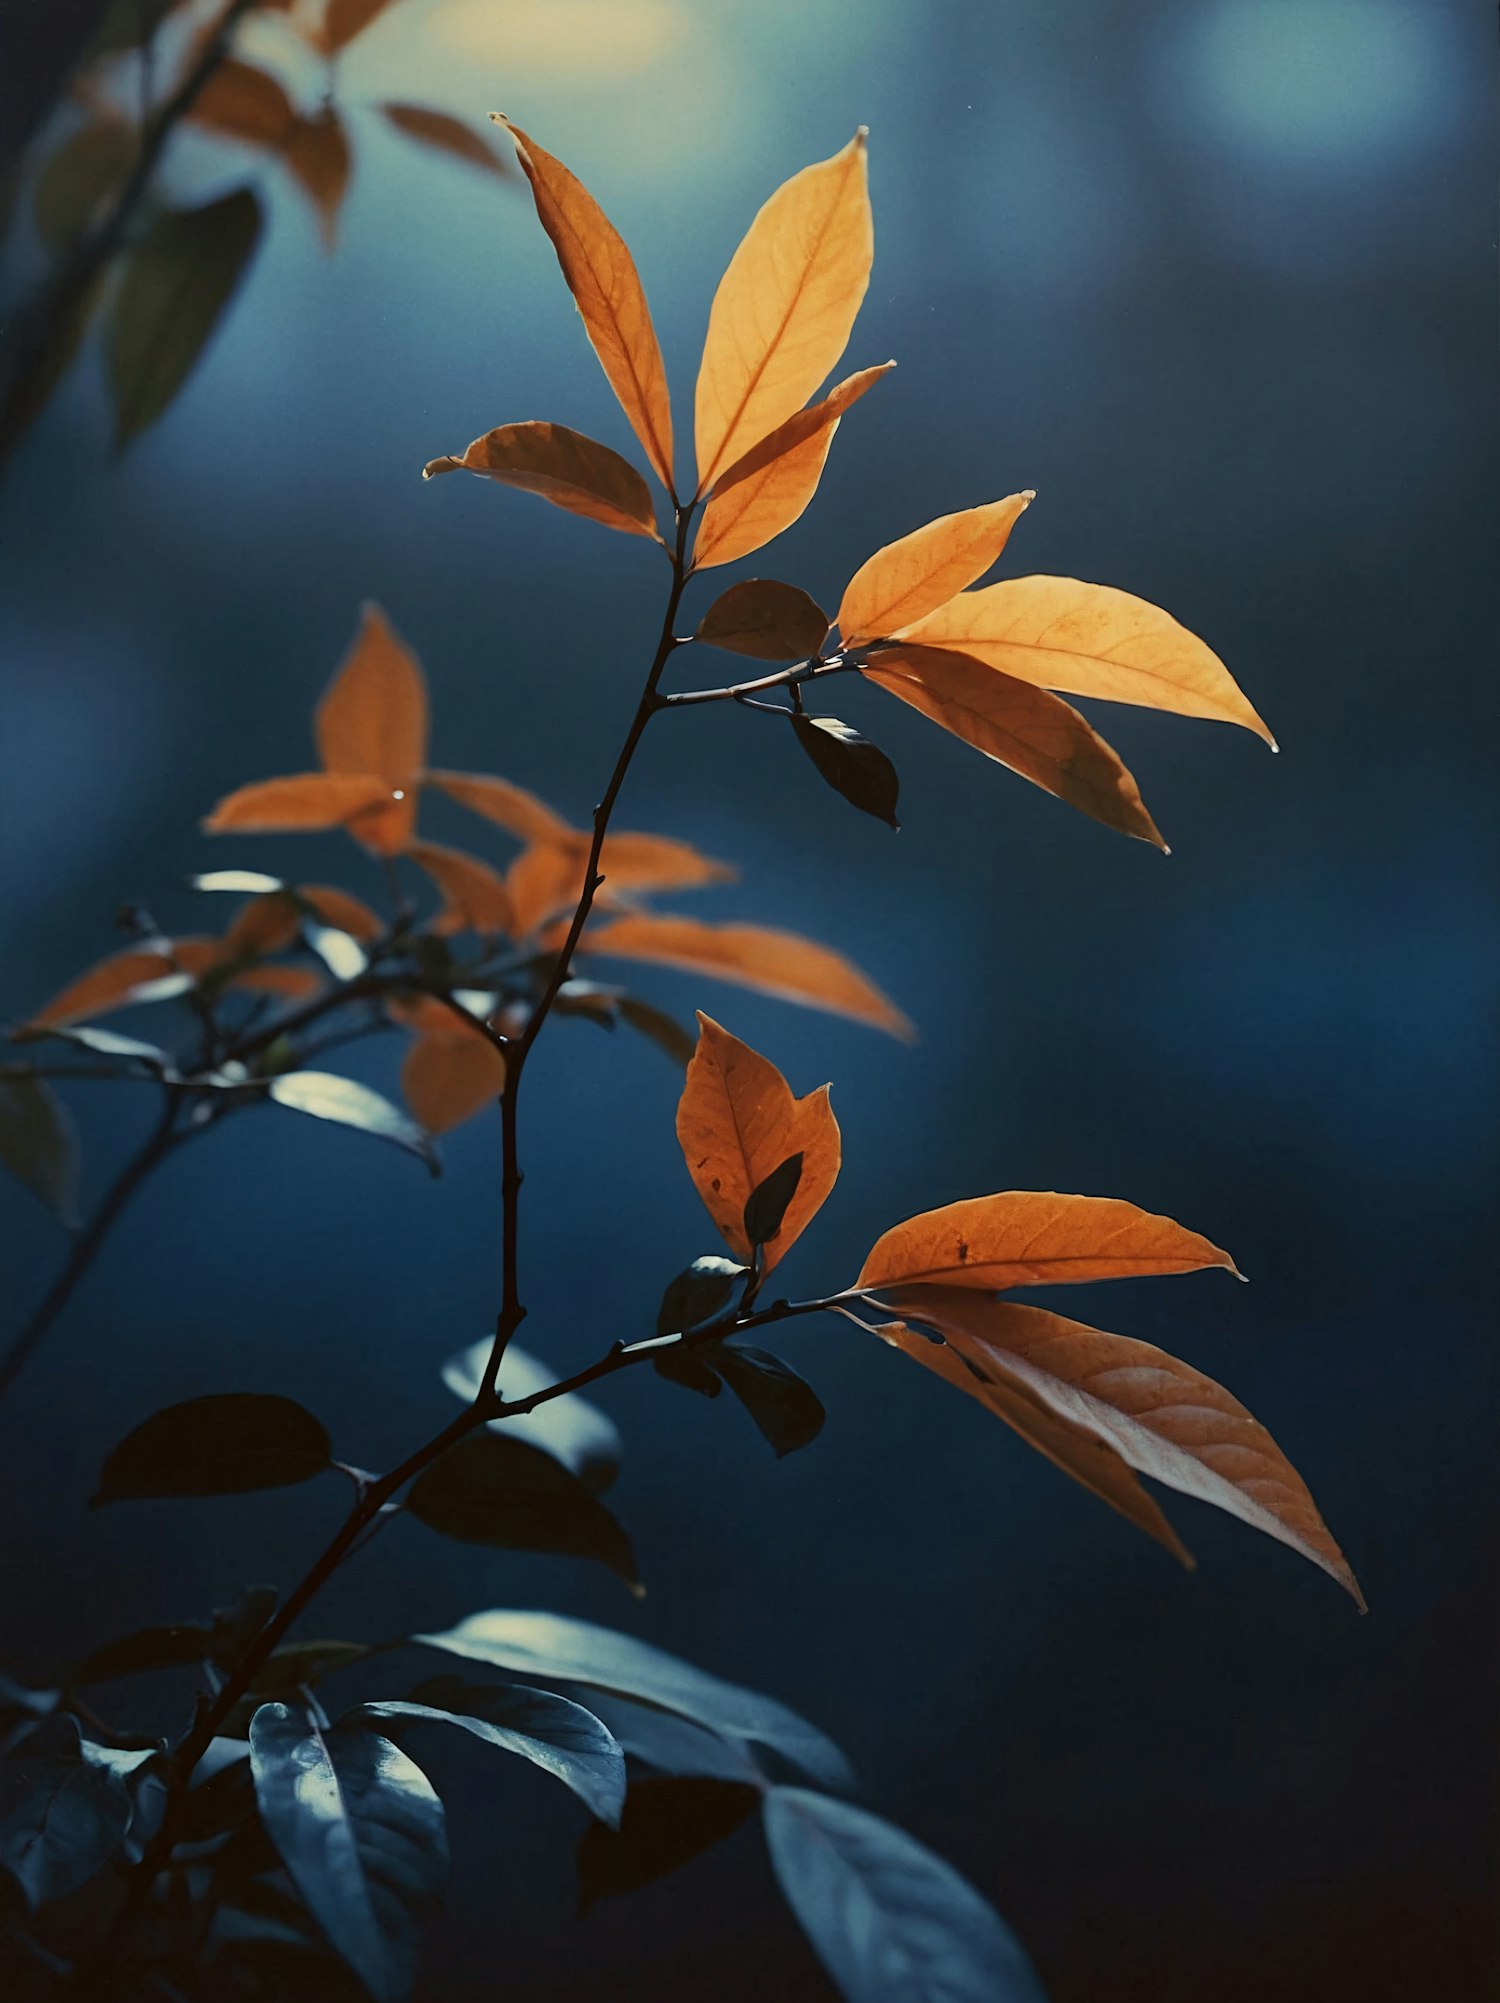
[{"left": 423, "top": 421, "right": 660, "bottom": 540}]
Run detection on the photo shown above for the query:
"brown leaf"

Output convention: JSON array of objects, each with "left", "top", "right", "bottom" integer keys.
[
  {"left": 690, "top": 363, "right": 892, "bottom": 571},
  {"left": 217, "top": 893, "right": 301, "bottom": 963},
  {"left": 188, "top": 59, "right": 296, "bottom": 149},
  {"left": 223, "top": 964, "right": 323, "bottom": 999},
  {"left": 880, "top": 1291, "right": 1363, "bottom": 1604},
  {"left": 34, "top": 117, "right": 136, "bottom": 253},
  {"left": 298, "top": 884, "right": 383, "bottom": 940},
  {"left": 696, "top": 580, "right": 829, "bottom": 662},
  {"left": 284, "top": 107, "right": 351, "bottom": 251},
  {"left": 857, "top": 1192, "right": 1239, "bottom": 1292},
  {"left": 315, "top": 603, "right": 428, "bottom": 853},
  {"left": 203, "top": 772, "right": 395, "bottom": 834},
  {"left": 401, "top": 1025, "right": 507, "bottom": 1134},
  {"left": 500, "top": 119, "right": 674, "bottom": 492},
  {"left": 409, "top": 842, "right": 515, "bottom": 936},
  {"left": 425, "top": 771, "right": 576, "bottom": 847},
  {"left": 694, "top": 132, "right": 873, "bottom": 495},
  {"left": 316, "top": 0, "right": 396, "bottom": 55},
  {"left": 381, "top": 103, "right": 508, "bottom": 177},
  {"left": 896, "top": 576, "right": 1274, "bottom": 744},
  {"left": 581, "top": 913, "right": 912, "bottom": 1039},
  {"left": 675, "top": 1013, "right": 840, "bottom": 1271},
  {"left": 839, "top": 494, "right": 1033, "bottom": 647},
  {"left": 864, "top": 644, "right": 1165, "bottom": 849},
  {"left": 423, "top": 421, "right": 660, "bottom": 540},
  {"left": 597, "top": 832, "right": 735, "bottom": 893}
]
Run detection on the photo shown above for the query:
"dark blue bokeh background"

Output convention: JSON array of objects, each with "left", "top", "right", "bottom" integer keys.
[{"left": 3, "top": 1, "right": 1496, "bottom": 1996}]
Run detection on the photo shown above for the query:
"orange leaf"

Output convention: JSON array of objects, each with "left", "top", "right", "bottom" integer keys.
[
  {"left": 505, "top": 842, "right": 588, "bottom": 940},
  {"left": 597, "top": 831, "right": 735, "bottom": 893},
  {"left": 694, "top": 131, "right": 873, "bottom": 495},
  {"left": 284, "top": 107, "right": 351, "bottom": 250},
  {"left": 500, "top": 119, "right": 674, "bottom": 493},
  {"left": 31, "top": 947, "right": 186, "bottom": 1027},
  {"left": 423, "top": 421, "right": 660, "bottom": 540},
  {"left": 381, "top": 104, "right": 508, "bottom": 177},
  {"left": 217, "top": 893, "right": 301, "bottom": 963},
  {"left": 865, "top": 645, "right": 1165, "bottom": 850},
  {"left": 203, "top": 772, "right": 395, "bottom": 834},
  {"left": 315, "top": 603, "right": 428, "bottom": 853},
  {"left": 298, "top": 884, "right": 383, "bottom": 940},
  {"left": 224, "top": 964, "right": 323, "bottom": 999},
  {"left": 675, "top": 1013, "right": 840, "bottom": 1272},
  {"left": 690, "top": 363, "right": 891, "bottom": 571},
  {"left": 581, "top": 913, "right": 911, "bottom": 1039},
  {"left": 425, "top": 771, "right": 576, "bottom": 847},
  {"left": 188, "top": 60, "right": 296, "bottom": 149},
  {"left": 401, "top": 1026, "right": 507, "bottom": 1134},
  {"left": 881, "top": 1291, "right": 1363, "bottom": 1604},
  {"left": 839, "top": 494, "right": 1034, "bottom": 646},
  {"left": 409, "top": 841, "right": 515, "bottom": 936},
  {"left": 856, "top": 1192, "right": 1239, "bottom": 1292},
  {"left": 896, "top": 576, "right": 1274, "bottom": 744},
  {"left": 696, "top": 579, "right": 830, "bottom": 662}
]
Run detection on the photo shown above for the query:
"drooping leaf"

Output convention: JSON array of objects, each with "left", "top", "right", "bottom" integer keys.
[
  {"left": 694, "top": 132, "right": 873, "bottom": 494},
  {"left": 188, "top": 59, "right": 297, "bottom": 149},
  {"left": 316, "top": 0, "right": 397, "bottom": 54},
  {"left": 424, "top": 770, "right": 575, "bottom": 846},
  {"left": 0, "top": 1714, "right": 133, "bottom": 1908},
  {"left": 710, "top": 1343, "right": 825, "bottom": 1458},
  {"left": 423, "top": 421, "right": 660, "bottom": 539},
  {"left": 19, "top": 1023, "right": 173, "bottom": 1069},
  {"left": 413, "top": 1610, "right": 851, "bottom": 1790},
  {"left": 896, "top": 575, "right": 1274, "bottom": 743},
  {"left": 597, "top": 831, "right": 737, "bottom": 892},
  {"left": 585, "top": 915, "right": 912, "bottom": 1039},
  {"left": 692, "top": 362, "right": 893, "bottom": 569},
  {"left": 399, "top": 1025, "right": 506, "bottom": 1135},
  {"left": 34, "top": 117, "right": 136, "bottom": 253},
  {"left": 204, "top": 772, "right": 395, "bottom": 835},
  {"left": 92, "top": 1393, "right": 333, "bottom": 1505},
  {"left": 881, "top": 1291, "right": 1363, "bottom": 1603},
  {"left": 503, "top": 841, "right": 590, "bottom": 941},
  {"left": 381, "top": 104, "right": 508, "bottom": 177},
  {"left": 28, "top": 944, "right": 191, "bottom": 1027},
  {"left": 74, "top": 1622, "right": 214, "bottom": 1685},
  {"left": 763, "top": 1787, "right": 1047, "bottom": 2003},
  {"left": 582, "top": 1696, "right": 769, "bottom": 1785},
  {"left": 696, "top": 579, "right": 830, "bottom": 661},
  {"left": 743, "top": 1152, "right": 806, "bottom": 1250},
  {"left": 405, "top": 1433, "right": 640, "bottom": 1591},
  {"left": 676, "top": 1016, "right": 838, "bottom": 1271},
  {"left": 578, "top": 1776, "right": 760, "bottom": 1908},
  {"left": 442, "top": 1337, "right": 623, "bottom": 1494},
  {"left": 106, "top": 186, "right": 263, "bottom": 448},
  {"left": 864, "top": 645, "right": 1165, "bottom": 849},
  {"left": 499, "top": 119, "right": 674, "bottom": 492},
  {"left": 791, "top": 713, "right": 901, "bottom": 829},
  {"left": 355, "top": 1681, "right": 625, "bottom": 1826},
  {"left": 249, "top": 1703, "right": 447, "bottom": 2003},
  {"left": 284, "top": 107, "right": 352, "bottom": 250},
  {"left": 408, "top": 841, "right": 515, "bottom": 935},
  {"left": 0, "top": 1072, "right": 79, "bottom": 1226},
  {"left": 839, "top": 494, "right": 1034, "bottom": 646},
  {"left": 315, "top": 603, "right": 429, "bottom": 855},
  {"left": 298, "top": 884, "right": 384, "bottom": 941},
  {"left": 652, "top": 1344, "right": 724, "bottom": 1398},
  {"left": 656, "top": 1254, "right": 746, "bottom": 1335},
  {"left": 617, "top": 995, "right": 696, "bottom": 1067},
  {"left": 269, "top": 1072, "right": 439, "bottom": 1173}
]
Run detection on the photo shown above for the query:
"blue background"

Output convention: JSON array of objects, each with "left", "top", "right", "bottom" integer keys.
[{"left": 2, "top": 1, "right": 1496, "bottom": 1996}]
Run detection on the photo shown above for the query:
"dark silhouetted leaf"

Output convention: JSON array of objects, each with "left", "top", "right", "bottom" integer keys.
[
  {"left": 74, "top": 1623, "right": 213, "bottom": 1685},
  {"left": 743, "top": 1151, "right": 804, "bottom": 1249},
  {"left": 414, "top": 1611, "right": 851, "bottom": 1791},
  {"left": 106, "top": 186, "right": 263, "bottom": 447},
  {"left": 584, "top": 1696, "right": 768, "bottom": 1785},
  {"left": 0, "top": 1714, "right": 132, "bottom": 1907},
  {"left": 763, "top": 1787, "right": 1047, "bottom": 2003},
  {"left": 34, "top": 117, "right": 135, "bottom": 253},
  {"left": 656, "top": 1255, "right": 745, "bottom": 1336},
  {"left": 791, "top": 714, "right": 900, "bottom": 829},
  {"left": 578, "top": 1776, "right": 759, "bottom": 1908},
  {"left": 406, "top": 1434, "right": 639, "bottom": 1590},
  {"left": 711, "top": 1344, "right": 824, "bottom": 1458},
  {"left": 696, "top": 579, "right": 829, "bottom": 661},
  {"left": 356, "top": 1679, "right": 625, "bottom": 1826},
  {"left": 442, "top": 1338, "right": 623, "bottom": 1494},
  {"left": 268, "top": 1072, "right": 438, "bottom": 1175},
  {"left": 250, "top": 1641, "right": 371, "bottom": 1697},
  {"left": 249, "top": 1703, "right": 448, "bottom": 2003},
  {"left": 423, "top": 422, "right": 661, "bottom": 540},
  {"left": 653, "top": 1344, "right": 723, "bottom": 1397},
  {"left": 0, "top": 1071, "right": 79, "bottom": 1225},
  {"left": 93, "top": 1394, "right": 333, "bottom": 1506},
  {"left": 209, "top": 1586, "right": 280, "bottom": 1667},
  {"left": 616, "top": 995, "right": 696, "bottom": 1067}
]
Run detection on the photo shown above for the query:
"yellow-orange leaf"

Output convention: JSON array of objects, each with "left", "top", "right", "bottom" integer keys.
[
  {"left": 32, "top": 947, "right": 183, "bottom": 1027},
  {"left": 897, "top": 576, "right": 1274, "bottom": 744},
  {"left": 500, "top": 119, "right": 674, "bottom": 493},
  {"left": 839, "top": 494, "right": 1034, "bottom": 646},
  {"left": 203, "top": 772, "right": 394, "bottom": 834},
  {"left": 865, "top": 645, "right": 1165, "bottom": 849},
  {"left": 857, "top": 1192, "right": 1238, "bottom": 1292},
  {"left": 597, "top": 832, "right": 735, "bottom": 893},
  {"left": 691, "top": 363, "right": 892, "bottom": 571},
  {"left": 316, "top": 603, "right": 428, "bottom": 853},
  {"left": 881, "top": 1291, "right": 1363, "bottom": 1604},
  {"left": 284, "top": 107, "right": 350, "bottom": 250},
  {"left": 382, "top": 104, "right": 508, "bottom": 177},
  {"left": 694, "top": 131, "right": 873, "bottom": 495},
  {"left": 189, "top": 60, "right": 296, "bottom": 149},
  {"left": 299, "top": 884, "right": 383, "bottom": 940},
  {"left": 423, "top": 421, "right": 660, "bottom": 540},
  {"left": 425, "top": 771, "right": 575, "bottom": 847},
  {"left": 675, "top": 1013, "right": 840, "bottom": 1271},
  {"left": 505, "top": 842, "right": 590, "bottom": 940},
  {"left": 581, "top": 913, "right": 912, "bottom": 1039},
  {"left": 401, "top": 1026, "right": 507, "bottom": 1134},
  {"left": 410, "top": 842, "right": 515, "bottom": 936},
  {"left": 696, "top": 579, "right": 829, "bottom": 662}
]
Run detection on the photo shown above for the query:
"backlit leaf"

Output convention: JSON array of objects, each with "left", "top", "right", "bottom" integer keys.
[
  {"left": 299, "top": 884, "right": 383, "bottom": 940},
  {"left": 790, "top": 714, "right": 900, "bottom": 829},
  {"left": 710, "top": 1343, "right": 825, "bottom": 1459},
  {"left": 0, "top": 1714, "right": 133, "bottom": 1908},
  {"left": 677, "top": 1015, "right": 838, "bottom": 1271},
  {"left": 500, "top": 119, "right": 674, "bottom": 492},
  {"left": 20, "top": 1023, "right": 172, "bottom": 1069},
  {"left": 839, "top": 494, "right": 1033, "bottom": 646},
  {"left": 505, "top": 842, "right": 586, "bottom": 940},
  {"left": 34, "top": 117, "right": 136, "bottom": 253},
  {"left": 598, "top": 831, "right": 736, "bottom": 893},
  {"left": 188, "top": 59, "right": 297, "bottom": 149},
  {"left": 315, "top": 604, "right": 428, "bottom": 859},
  {"left": 29, "top": 945, "right": 190, "bottom": 1026},
  {"left": 442, "top": 1337, "right": 623, "bottom": 1493},
  {"left": 285, "top": 107, "right": 351, "bottom": 247},
  {"left": 585, "top": 914, "right": 912, "bottom": 1039},
  {"left": 425, "top": 770, "right": 575, "bottom": 846},
  {"left": 381, "top": 104, "right": 508, "bottom": 177},
  {"left": 192, "top": 869, "right": 286, "bottom": 896},
  {"left": 409, "top": 841, "right": 515, "bottom": 935},
  {"left": 694, "top": 132, "right": 873, "bottom": 494},
  {"left": 406, "top": 1433, "right": 640, "bottom": 1590},
  {"left": 249, "top": 1703, "right": 447, "bottom": 2003},
  {"left": 578, "top": 1776, "right": 760, "bottom": 1908},
  {"left": 857, "top": 1191, "right": 1239, "bottom": 1292},
  {"left": 896, "top": 576, "right": 1274, "bottom": 744},
  {"left": 881, "top": 1291, "right": 1363, "bottom": 1604},
  {"left": 764, "top": 1787, "right": 1046, "bottom": 2003},
  {"left": 269, "top": 1071, "right": 439, "bottom": 1172},
  {"left": 423, "top": 421, "right": 660, "bottom": 539},
  {"left": 93, "top": 1393, "right": 333, "bottom": 1505},
  {"left": 0, "top": 1072, "right": 80, "bottom": 1226},
  {"left": 400, "top": 1022, "right": 506, "bottom": 1133},
  {"left": 696, "top": 578, "right": 830, "bottom": 661},
  {"left": 106, "top": 186, "right": 263, "bottom": 448},
  {"left": 692, "top": 362, "right": 892, "bottom": 570},
  {"left": 865, "top": 645, "right": 1164, "bottom": 849},
  {"left": 203, "top": 772, "right": 395, "bottom": 835}
]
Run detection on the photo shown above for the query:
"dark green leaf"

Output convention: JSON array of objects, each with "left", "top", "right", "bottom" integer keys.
[
  {"left": 250, "top": 1641, "right": 370, "bottom": 1696},
  {"left": 617, "top": 995, "right": 696, "bottom": 1067},
  {"left": 354, "top": 1679, "right": 625, "bottom": 1826},
  {"left": 441, "top": 1338, "right": 623, "bottom": 1494},
  {"left": 0, "top": 1071, "right": 79, "bottom": 1225},
  {"left": 106, "top": 185, "right": 263, "bottom": 448},
  {"left": 269, "top": 1072, "right": 439, "bottom": 1175},
  {"left": 249, "top": 1703, "right": 448, "bottom": 2003},
  {"left": 696, "top": 578, "right": 830, "bottom": 661},
  {"left": 413, "top": 1611, "right": 852, "bottom": 1792},
  {"left": 711, "top": 1343, "right": 825, "bottom": 1458},
  {"left": 34, "top": 119, "right": 136, "bottom": 254},
  {"left": 0, "top": 1714, "right": 132, "bottom": 1907},
  {"left": 577, "top": 1776, "right": 759, "bottom": 1908},
  {"left": 791, "top": 714, "right": 901, "bottom": 829},
  {"left": 743, "top": 1152, "right": 804, "bottom": 1249},
  {"left": 656, "top": 1254, "right": 745, "bottom": 1336},
  {"left": 763, "top": 1788, "right": 1047, "bottom": 2003},
  {"left": 406, "top": 1434, "right": 640, "bottom": 1591},
  {"left": 74, "top": 1622, "right": 214, "bottom": 1685},
  {"left": 92, "top": 1394, "right": 333, "bottom": 1506}
]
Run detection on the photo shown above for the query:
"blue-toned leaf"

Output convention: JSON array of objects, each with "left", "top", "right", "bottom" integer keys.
[
  {"left": 441, "top": 1338, "right": 622, "bottom": 1494},
  {"left": 268, "top": 1072, "right": 438, "bottom": 1175},
  {"left": 0, "top": 1714, "right": 132, "bottom": 1907},
  {"left": 93, "top": 1393, "right": 333, "bottom": 1505},
  {"left": 0, "top": 1071, "right": 79, "bottom": 1225},
  {"left": 578, "top": 1775, "right": 759, "bottom": 1908},
  {"left": 405, "top": 1433, "right": 639, "bottom": 1590}
]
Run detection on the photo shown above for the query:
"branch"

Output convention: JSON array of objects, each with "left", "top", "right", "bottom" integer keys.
[{"left": 660, "top": 656, "right": 852, "bottom": 708}]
